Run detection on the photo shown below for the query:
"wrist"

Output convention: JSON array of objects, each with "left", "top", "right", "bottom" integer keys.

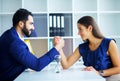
[
  {"left": 99, "top": 70, "right": 104, "bottom": 76},
  {"left": 54, "top": 44, "right": 62, "bottom": 52},
  {"left": 54, "top": 45, "right": 60, "bottom": 52}
]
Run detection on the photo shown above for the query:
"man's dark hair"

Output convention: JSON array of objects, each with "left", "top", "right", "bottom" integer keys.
[{"left": 12, "top": 8, "right": 33, "bottom": 27}]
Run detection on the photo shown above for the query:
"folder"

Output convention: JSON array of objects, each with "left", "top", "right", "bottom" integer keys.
[
  {"left": 49, "top": 15, "right": 53, "bottom": 36},
  {"left": 56, "top": 15, "right": 61, "bottom": 36},
  {"left": 53, "top": 15, "right": 57, "bottom": 36},
  {"left": 60, "top": 15, "right": 65, "bottom": 36}
]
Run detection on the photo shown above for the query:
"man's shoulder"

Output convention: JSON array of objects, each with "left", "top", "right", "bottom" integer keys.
[
  {"left": 0, "top": 27, "right": 20, "bottom": 44},
  {"left": 0, "top": 27, "right": 15, "bottom": 37}
]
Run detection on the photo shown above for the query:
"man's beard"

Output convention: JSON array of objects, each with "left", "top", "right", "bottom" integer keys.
[{"left": 22, "top": 25, "right": 33, "bottom": 37}]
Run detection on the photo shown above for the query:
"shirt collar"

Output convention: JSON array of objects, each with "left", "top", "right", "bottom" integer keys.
[{"left": 17, "top": 32, "right": 24, "bottom": 41}]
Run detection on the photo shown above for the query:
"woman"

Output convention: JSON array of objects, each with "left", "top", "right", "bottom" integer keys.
[{"left": 53, "top": 16, "right": 120, "bottom": 81}]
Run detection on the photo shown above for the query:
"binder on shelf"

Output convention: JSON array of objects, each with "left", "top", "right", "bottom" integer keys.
[
  {"left": 56, "top": 15, "right": 61, "bottom": 36},
  {"left": 60, "top": 15, "right": 65, "bottom": 36},
  {"left": 49, "top": 15, "right": 53, "bottom": 36},
  {"left": 49, "top": 14, "right": 65, "bottom": 37},
  {"left": 53, "top": 15, "right": 57, "bottom": 36}
]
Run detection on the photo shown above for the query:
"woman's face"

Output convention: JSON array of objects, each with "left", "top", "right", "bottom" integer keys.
[{"left": 77, "top": 23, "right": 92, "bottom": 40}]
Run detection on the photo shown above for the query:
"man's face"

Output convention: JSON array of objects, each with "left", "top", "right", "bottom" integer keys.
[{"left": 22, "top": 15, "right": 34, "bottom": 37}]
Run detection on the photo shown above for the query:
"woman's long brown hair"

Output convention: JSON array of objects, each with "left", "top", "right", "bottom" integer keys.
[{"left": 77, "top": 16, "right": 104, "bottom": 42}]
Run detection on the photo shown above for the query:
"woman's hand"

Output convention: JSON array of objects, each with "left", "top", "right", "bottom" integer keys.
[{"left": 82, "top": 66, "right": 99, "bottom": 75}]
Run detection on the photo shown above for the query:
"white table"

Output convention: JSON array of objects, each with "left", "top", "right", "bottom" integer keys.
[{"left": 15, "top": 69, "right": 105, "bottom": 81}]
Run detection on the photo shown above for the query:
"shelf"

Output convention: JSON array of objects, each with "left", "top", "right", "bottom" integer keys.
[
  {"left": 99, "top": 13, "right": 120, "bottom": 36},
  {"left": 23, "top": 0, "right": 47, "bottom": 12},
  {"left": 73, "top": 0, "right": 97, "bottom": 11},
  {"left": 25, "top": 39, "right": 48, "bottom": 58},
  {"left": 99, "top": 0, "right": 120, "bottom": 11},
  {"left": 48, "top": 0, "right": 72, "bottom": 12},
  {"left": 0, "top": 0, "right": 1, "bottom": 13},
  {"left": 74, "top": 38, "right": 83, "bottom": 50},
  {"left": 99, "top": 11, "right": 120, "bottom": 13},
  {"left": 113, "top": 38, "right": 120, "bottom": 53},
  {"left": 63, "top": 14, "right": 73, "bottom": 36},
  {"left": 62, "top": 39, "right": 73, "bottom": 57},
  {"left": 31, "top": 14, "right": 48, "bottom": 37},
  {"left": 0, "top": 0, "right": 22, "bottom": 13},
  {"left": 49, "top": 13, "right": 73, "bottom": 37},
  {"left": 0, "top": 14, "right": 13, "bottom": 34},
  {"left": 0, "top": 16, "right": 1, "bottom": 35}
]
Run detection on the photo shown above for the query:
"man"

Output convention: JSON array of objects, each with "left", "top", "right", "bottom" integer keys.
[{"left": 0, "top": 8, "right": 64, "bottom": 81}]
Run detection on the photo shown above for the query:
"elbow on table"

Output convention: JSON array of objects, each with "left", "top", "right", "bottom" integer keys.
[
  {"left": 118, "top": 66, "right": 120, "bottom": 73},
  {"left": 62, "top": 66, "right": 69, "bottom": 70},
  {"left": 32, "top": 65, "right": 45, "bottom": 71},
  {"left": 34, "top": 68, "right": 42, "bottom": 71}
]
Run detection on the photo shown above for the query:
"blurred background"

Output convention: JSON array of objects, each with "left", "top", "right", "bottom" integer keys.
[{"left": 0, "top": 0, "right": 120, "bottom": 70}]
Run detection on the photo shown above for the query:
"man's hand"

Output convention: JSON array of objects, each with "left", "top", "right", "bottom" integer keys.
[{"left": 53, "top": 36, "right": 61, "bottom": 45}]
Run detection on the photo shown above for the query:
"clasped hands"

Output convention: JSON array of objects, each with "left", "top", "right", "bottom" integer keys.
[{"left": 53, "top": 36, "right": 64, "bottom": 51}]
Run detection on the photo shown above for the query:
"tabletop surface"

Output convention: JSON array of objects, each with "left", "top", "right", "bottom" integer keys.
[{"left": 15, "top": 69, "right": 105, "bottom": 81}]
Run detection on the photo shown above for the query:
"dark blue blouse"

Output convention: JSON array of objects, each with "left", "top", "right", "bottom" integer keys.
[{"left": 79, "top": 38, "right": 113, "bottom": 71}]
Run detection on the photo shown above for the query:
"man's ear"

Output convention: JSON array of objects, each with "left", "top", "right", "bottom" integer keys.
[
  {"left": 18, "top": 21, "right": 24, "bottom": 28},
  {"left": 88, "top": 25, "right": 93, "bottom": 32}
]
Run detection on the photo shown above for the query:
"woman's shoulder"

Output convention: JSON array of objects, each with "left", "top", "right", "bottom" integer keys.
[
  {"left": 102, "top": 38, "right": 114, "bottom": 45},
  {"left": 100, "top": 38, "right": 114, "bottom": 51},
  {"left": 79, "top": 42, "right": 88, "bottom": 46},
  {"left": 104, "top": 38, "right": 112, "bottom": 41},
  {"left": 78, "top": 42, "right": 88, "bottom": 50}
]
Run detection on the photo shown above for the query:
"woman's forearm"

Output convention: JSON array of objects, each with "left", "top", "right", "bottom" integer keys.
[{"left": 59, "top": 49, "right": 70, "bottom": 69}]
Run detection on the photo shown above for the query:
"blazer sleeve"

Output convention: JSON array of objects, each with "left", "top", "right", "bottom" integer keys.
[{"left": 9, "top": 39, "right": 59, "bottom": 71}]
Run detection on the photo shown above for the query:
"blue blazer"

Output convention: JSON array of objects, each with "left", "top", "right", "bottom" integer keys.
[{"left": 0, "top": 27, "right": 59, "bottom": 81}]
